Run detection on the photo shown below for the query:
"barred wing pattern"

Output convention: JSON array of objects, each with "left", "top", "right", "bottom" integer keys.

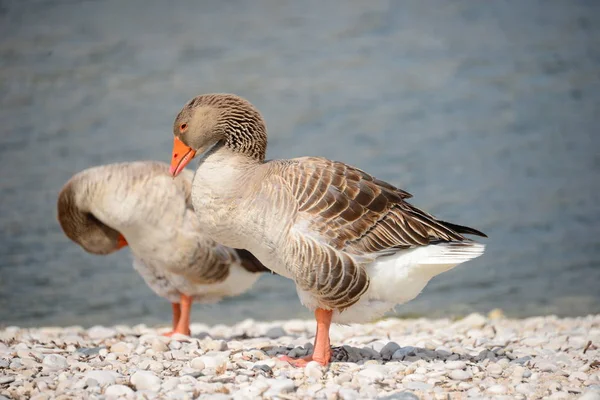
[{"left": 277, "top": 157, "right": 485, "bottom": 309}]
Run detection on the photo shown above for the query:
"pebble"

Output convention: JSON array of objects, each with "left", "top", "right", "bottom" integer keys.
[
  {"left": 445, "top": 360, "right": 467, "bottom": 370},
  {"left": 0, "top": 376, "right": 15, "bottom": 385},
  {"left": 152, "top": 339, "right": 169, "bottom": 353},
  {"left": 85, "top": 370, "right": 119, "bottom": 386},
  {"left": 87, "top": 326, "right": 116, "bottom": 340},
  {"left": 487, "top": 384, "right": 508, "bottom": 394},
  {"left": 110, "top": 342, "right": 130, "bottom": 354},
  {"left": 449, "top": 369, "right": 472, "bottom": 381},
  {"left": 304, "top": 361, "right": 323, "bottom": 380},
  {"left": 42, "top": 354, "right": 68, "bottom": 370},
  {"left": 105, "top": 384, "right": 134, "bottom": 397},
  {"left": 487, "top": 362, "right": 503, "bottom": 376},
  {"left": 131, "top": 370, "right": 162, "bottom": 391},
  {"left": 380, "top": 342, "right": 401, "bottom": 360},
  {"left": 265, "top": 327, "right": 286, "bottom": 339},
  {"left": 264, "top": 378, "right": 295, "bottom": 396},
  {"left": 190, "top": 357, "right": 205, "bottom": 370}
]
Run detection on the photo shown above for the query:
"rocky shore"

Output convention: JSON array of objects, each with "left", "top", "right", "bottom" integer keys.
[{"left": 1, "top": 312, "right": 599, "bottom": 399}]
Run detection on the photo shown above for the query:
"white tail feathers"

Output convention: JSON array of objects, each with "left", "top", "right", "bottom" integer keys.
[{"left": 421, "top": 242, "right": 486, "bottom": 265}]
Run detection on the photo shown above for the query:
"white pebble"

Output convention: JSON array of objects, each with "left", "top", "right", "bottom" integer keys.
[
  {"left": 570, "top": 371, "right": 588, "bottom": 381},
  {"left": 87, "top": 326, "right": 116, "bottom": 340},
  {"left": 487, "top": 384, "right": 508, "bottom": 394},
  {"left": 42, "top": 354, "right": 68, "bottom": 370},
  {"left": 104, "top": 384, "right": 134, "bottom": 398},
  {"left": 151, "top": 339, "right": 168, "bottom": 353},
  {"left": 131, "top": 370, "right": 161, "bottom": 391},
  {"left": 448, "top": 369, "right": 472, "bottom": 381},
  {"left": 264, "top": 378, "right": 295, "bottom": 396},
  {"left": 84, "top": 370, "right": 119, "bottom": 386},
  {"left": 110, "top": 342, "right": 130, "bottom": 354},
  {"left": 338, "top": 387, "right": 359, "bottom": 400},
  {"left": 304, "top": 361, "right": 323, "bottom": 380},
  {"left": 486, "top": 363, "right": 503, "bottom": 376},
  {"left": 445, "top": 361, "right": 467, "bottom": 370},
  {"left": 205, "top": 340, "right": 228, "bottom": 352},
  {"left": 190, "top": 357, "right": 205, "bottom": 370},
  {"left": 536, "top": 361, "right": 558, "bottom": 372}
]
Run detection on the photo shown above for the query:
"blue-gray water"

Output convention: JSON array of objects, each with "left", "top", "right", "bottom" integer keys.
[{"left": 1, "top": 0, "right": 599, "bottom": 328}]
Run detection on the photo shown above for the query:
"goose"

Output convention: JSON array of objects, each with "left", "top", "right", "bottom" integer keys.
[
  {"left": 168, "top": 94, "right": 487, "bottom": 365},
  {"left": 57, "top": 161, "right": 268, "bottom": 336}
]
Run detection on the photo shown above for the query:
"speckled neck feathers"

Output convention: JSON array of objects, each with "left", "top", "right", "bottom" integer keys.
[{"left": 181, "top": 94, "right": 267, "bottom": 161}]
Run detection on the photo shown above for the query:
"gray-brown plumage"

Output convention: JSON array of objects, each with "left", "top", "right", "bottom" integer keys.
[{"left": 57, "top": 160, "right": 269, "bottom": 335}]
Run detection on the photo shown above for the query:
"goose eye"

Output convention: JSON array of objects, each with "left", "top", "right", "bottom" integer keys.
[{"left": 179, "top": 123, "right": 188, "bottom": 132}]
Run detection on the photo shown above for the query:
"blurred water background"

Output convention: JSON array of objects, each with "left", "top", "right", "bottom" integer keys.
[{"left": 1, "top": 0, "right": 599, "bottom": 328}]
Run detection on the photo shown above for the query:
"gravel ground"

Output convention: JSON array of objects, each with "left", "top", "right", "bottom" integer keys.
[{"left": 1, "top": 312, "right": 599, "bottom": 400}]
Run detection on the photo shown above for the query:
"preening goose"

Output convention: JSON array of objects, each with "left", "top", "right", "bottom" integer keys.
[
  {"left": 168, "top": 94, "right": 487, "bottom": 365},
  {"left": 57, "top": 161, "right": 268, "bottom": 336}
]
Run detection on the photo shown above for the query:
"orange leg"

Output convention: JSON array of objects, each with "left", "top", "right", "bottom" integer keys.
[
  {"left": 280, "top": 308, "right": 333, "bottom": 367},
  {"left": 162, "top": 296, "right": 192, "bottom": 336}
]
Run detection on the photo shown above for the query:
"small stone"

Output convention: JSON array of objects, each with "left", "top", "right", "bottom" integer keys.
[
  {"left": 152, "top": 339, "right": 168, "bottom": 353},
  {"left": 87, "top": 326, "right": 116, "bottom": 340},
  {"left": 513, "top": 356, "right": 533, "bottom": 365},
  {"left": 404, "top": 382, "right": 433, "bottom": 391},
  {"left": 169, "top": 341, "right": 182, "bottom": 350},
  {"left": 448, "top": 369, "right": 472, "bottom": 381},
  {"left": 131, "top": 370, "right": 161, "bottom": 391},
  {"left": 459, "top": 313, "right": 487, "bottom": 328},
  {"left": 380, "top": 342, "right": 401, "bottom": 360},
  {"left": 548, "top": 392, "right": 570, "bottom": 400},
  {"left": 569, "top": 371, "right": 588, "bottom": 381},
  {"left": 536, "top": 361, "right": 557, "bottom": 372},
  {"left": 264, "top": 378, "right": 295, "bottom": 396},
  {"left": 110, "top": 342, "right": 130, "bottom": 354},
  {"left": 205, "top": 340, "right": 228, "bottom": 352},
  {"left": 85, "top": 370, "right": 119, "bottom": 386},
  {"left": 487, "top": 363, "right": 503, "bottom": 376},
  {"left": 488, "top": 308, "right": 505, "bottom": 319},
  {"left": 392, "top": 346, "right": 417, "bottom": 360},
  {"left": 403, "top": 374, "right": 427, "bottom": 382},
  {"left": 190, "top": 357, "right": 205, "bottom": 370},
  {"left": 265, "top": 327, "right": 286, "bottom": 339},
  {"left": 338, "top": 387, "right": 359, "bottom": 400},
  {"left": 197, "top": 355, "right": 226, "bottom": 369},
  {"left": 487, "top": 384, "right": 508, "bottom": 394},
  {"left": 105, "top": 384, "right": 134, "bottom": 398},
  {"left": 42, "top": 354, "right": 68, "bottom": 370},
  {"left": 579, "top": 390, "right": 600, "bottom": 400},
  {"left": 335, "top": 373, "right": 352, "bottom": 384},
  {"left": 0, "top": 376, "right": 15, "bottom": 385},
  {"left": 304, "top": 361, "right": 323, "bottom": 380},
  {"left": 358, "top": 368, "right": 385, "bottom": 382},
  {"left": 86, "top": 378, "right": 99, "bottom": 387},
  {"left": 445, "top": 361, "right": 467, "bottom": 370},
  {"left": 515, "top": 383, "right": 534, "bottom": 396}
]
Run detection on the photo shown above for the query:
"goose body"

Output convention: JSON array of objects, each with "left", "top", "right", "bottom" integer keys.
[
  {"left": 169, "top": 94, "right": 487, "bottom": 363},
  {"left": 57, "top": 161, "right": 268, "bottom": 335}
]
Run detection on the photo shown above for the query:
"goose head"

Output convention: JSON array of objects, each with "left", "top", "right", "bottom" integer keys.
[
  {"left": 169, "top": 93, "right": 268, "bottom": 176},
  {"left": 57, "top": 183, "right": 128, "bottom": 255}
]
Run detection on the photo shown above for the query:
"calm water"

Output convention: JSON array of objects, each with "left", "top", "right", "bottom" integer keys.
[{"left": 1, "top": 0, "right": 599, "bottom": 328}]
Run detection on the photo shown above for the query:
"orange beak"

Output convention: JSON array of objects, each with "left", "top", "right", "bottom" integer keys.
[
  {"left": 116, "top": 234, "right": 128, "bottom": 250},
  {"left": 170, "top": 137, "right": 196, "bottom": 177}
]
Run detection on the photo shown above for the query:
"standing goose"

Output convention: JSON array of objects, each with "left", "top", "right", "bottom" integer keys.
[
  {"left": 169, "top": 94, "right": 487, "bottom": 365},
  {"left": 57, "top": 161, "right": 268, "bottom": 336}
]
